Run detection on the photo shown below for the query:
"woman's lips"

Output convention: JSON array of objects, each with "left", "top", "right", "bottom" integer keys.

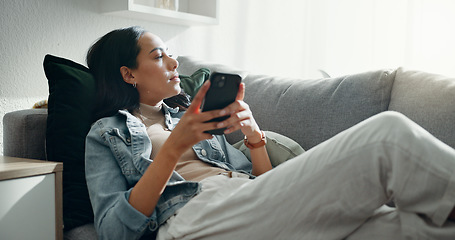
[{"left": 170, "top": 74, "right": 180, "bottom": 82}]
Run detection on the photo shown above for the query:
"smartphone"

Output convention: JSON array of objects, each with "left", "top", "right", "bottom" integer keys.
[{"left": 201, "top": 72, "right": 242, "bottom": 135}]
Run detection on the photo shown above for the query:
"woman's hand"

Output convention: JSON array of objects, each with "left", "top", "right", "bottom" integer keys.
[
  {"left": 215, "top": 83, "right": 262, "bottom": 142},
  {"left": 165, "top": 81, "right": 228, "bottom": 155},
  {"left": 214, "top": 83, "right": 273, "bottom": 175}
]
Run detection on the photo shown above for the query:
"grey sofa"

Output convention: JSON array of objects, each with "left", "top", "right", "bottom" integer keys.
[{"left": 3, "top": 56, "right": 455, "bottom": 239}]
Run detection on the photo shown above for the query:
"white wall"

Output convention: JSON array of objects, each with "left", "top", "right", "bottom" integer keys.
[
  {"left": 0, "top": 0, "right": 188, "bottom": 154},
  {"left": 174, "top": 0, "right": 455, "bottom": 79},
  {"left": 2, "top": 0, "right": 455, "bottom": 154},
  {"left": 309, "top": 0, "right": 455, "bottom": 78}
]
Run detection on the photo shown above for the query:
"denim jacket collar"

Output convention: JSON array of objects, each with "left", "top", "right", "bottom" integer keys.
[{"left": 117, "top": 104, "right": 183, "bottom": 176}]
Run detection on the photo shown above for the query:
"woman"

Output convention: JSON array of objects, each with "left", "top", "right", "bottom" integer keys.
[{"left": 85, "top": 26, "right": 455, "bottom": 240}]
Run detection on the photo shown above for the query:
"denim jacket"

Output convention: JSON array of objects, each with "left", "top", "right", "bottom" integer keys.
[{"left": 85, "top": 105, "right": 252, "bottom": 240}]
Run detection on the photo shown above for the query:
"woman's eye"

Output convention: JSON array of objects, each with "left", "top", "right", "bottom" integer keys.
[{"left": 155, "top": 55, "right": 163, "bottom": 59}]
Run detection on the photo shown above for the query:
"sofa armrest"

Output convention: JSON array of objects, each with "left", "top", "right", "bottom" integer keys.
[
  {"left": 3, "top": 109, "right": 48, "bottom": 160},
  {"left": 388, "top": 67, "right": 455, "bottom": 149}
]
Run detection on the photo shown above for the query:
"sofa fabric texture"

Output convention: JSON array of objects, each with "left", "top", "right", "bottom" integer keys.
[
  {"left": 3, "top": 56, "right": 455, "bottom": 240},
  {"left": 177, "top": 56, "right": 398, "bottom": 150},
  {"left": 232, "top": 130, "right": 306, "bottom": 167},
  {"left": 176, "top": 56, "right": 455, "bottom": 150},
  {"left": 3, "top": 108, "right": 48, "bottom": 160},
  {"left": 242, "top": 70, "right": 395, "bottom": 150},
  {"left": 389, "top": 67, "right": 455, "bottom": 148}
]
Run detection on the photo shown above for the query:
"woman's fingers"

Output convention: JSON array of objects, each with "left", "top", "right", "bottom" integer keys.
[
  {"left": 188, "top": 81, "right": 246, "bottom": 122},
  {"left": 182, "top": 81, "right": 254, "bottom": 136},
  {"left": 187, "top": 81, "right": 210, "bottom": 113},
  {"left": 215, "top": 102, "right": 259, "bottom": 134},
  {"left": 235, "top": 82, "right": 245, "bottom": 101}
]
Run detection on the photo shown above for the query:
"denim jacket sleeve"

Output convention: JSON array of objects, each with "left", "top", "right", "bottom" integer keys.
[
  {"left": 85, "top": 118, "right": 158, "bottom": 240},
  {"left": 85, "top": 112, "right": 200, "bottom": 240}
]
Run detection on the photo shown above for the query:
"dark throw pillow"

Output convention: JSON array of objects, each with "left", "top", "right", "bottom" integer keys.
[{"left": 44, "top": 54, "right": 96, "bottom": 230}]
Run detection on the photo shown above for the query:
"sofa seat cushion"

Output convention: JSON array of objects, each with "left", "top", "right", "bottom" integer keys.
[
  {"left": 63, "top": 223, "right": 96, "bottom": 240},
  {"left": 388, "top": 67, "right": 455, "bottom": 149}
]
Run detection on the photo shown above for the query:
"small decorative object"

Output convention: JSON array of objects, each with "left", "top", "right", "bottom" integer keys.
[{"left": 155, "top": 0, "right": 178, "bottom": 11}]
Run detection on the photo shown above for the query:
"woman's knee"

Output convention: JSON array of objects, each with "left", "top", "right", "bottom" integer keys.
[
  {"left": 375, "top": 111, "right": 412, "bottom": 126},
  {"left": 371, "top": 111, "right": 421, "bottom": 139}
]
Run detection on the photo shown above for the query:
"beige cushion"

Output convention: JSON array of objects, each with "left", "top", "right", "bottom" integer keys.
[
  {"left": 388, "top": 67, "right": 455, "bottom": 149},
  {"left": 232, "top": 131, "right": 305, "bottom": 167}
]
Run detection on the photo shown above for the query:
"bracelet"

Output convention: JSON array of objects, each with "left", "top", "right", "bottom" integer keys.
[{"left": 244, "top": 131, "right": 266, "bottom": 149}]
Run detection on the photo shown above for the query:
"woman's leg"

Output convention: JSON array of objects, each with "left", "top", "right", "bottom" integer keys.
[
  {"left": 158, "top": 111, "right": 455, "bottom": 240},
  {"left": 346, "top": 205, "right": 404, "bottom": 240}
]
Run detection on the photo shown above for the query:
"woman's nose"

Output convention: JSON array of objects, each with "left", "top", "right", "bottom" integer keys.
[{"left": 170, "top": 57, "right": 179, "bottom": 70}]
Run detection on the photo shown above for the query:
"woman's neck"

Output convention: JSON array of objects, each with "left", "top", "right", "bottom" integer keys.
[
  {"left": 140, "top": 100, "right": 164, "bottom": 108},
  {"left": 137, "top": 102, "right": 164, "bottom": 125}
]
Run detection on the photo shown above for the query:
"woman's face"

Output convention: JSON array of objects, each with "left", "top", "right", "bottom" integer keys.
[{"left": 129, "top": 32, "right": 180, "bottom": 106}]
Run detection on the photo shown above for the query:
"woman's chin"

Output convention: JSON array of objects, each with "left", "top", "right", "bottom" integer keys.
[{"left": 174, "top": 85, "right": 182, "bottom": 94}]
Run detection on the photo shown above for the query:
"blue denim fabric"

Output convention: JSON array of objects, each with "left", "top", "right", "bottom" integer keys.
[{"left": 85, "top": 105, "right": 252, "bottom": 240}]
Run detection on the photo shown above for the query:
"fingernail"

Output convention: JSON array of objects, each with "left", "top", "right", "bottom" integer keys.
[
  {"left": 220, "top": 110, "right": 226, "bottom": 116},
  {"left": 217, "top": 122, "right": 225, "bottom": 128}
]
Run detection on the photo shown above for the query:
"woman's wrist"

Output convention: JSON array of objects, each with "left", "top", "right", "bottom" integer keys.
[
  {"left": 245, "top": 129, "right": 263, "bottom": 143},
  {"left": 159, "top": 140, "right": 185, "bottom": 163},
  {"left": 244, "top": 130, "right": 266, "bottom": 149}
]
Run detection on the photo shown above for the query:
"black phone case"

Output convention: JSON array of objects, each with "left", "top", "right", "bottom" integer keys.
[{"left": 202, "top": 72, "right": 242, "bottom": 135}]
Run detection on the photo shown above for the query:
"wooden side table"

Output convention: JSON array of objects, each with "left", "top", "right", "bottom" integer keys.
[{"left": 0, "top": 156, "right": 63, "bottom": 240}]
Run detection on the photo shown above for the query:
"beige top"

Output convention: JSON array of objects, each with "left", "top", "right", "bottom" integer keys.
[{"left": 136, "top": 103, "right": 227, "bottom": 181}]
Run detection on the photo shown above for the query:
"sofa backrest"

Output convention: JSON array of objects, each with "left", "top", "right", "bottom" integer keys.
[
  {"left": 241, "top": 70, "right": 396, "bottom": 150},
  {"left": 177, "top": 56, "right": 396, "bottom": 150},
  {"left": 5, "top": 58, "right": 455, "bottom": 159}
]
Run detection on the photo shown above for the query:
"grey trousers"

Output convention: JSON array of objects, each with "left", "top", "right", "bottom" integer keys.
[{"left": 157, "top": 111, "right": 455, "bottom": 240}]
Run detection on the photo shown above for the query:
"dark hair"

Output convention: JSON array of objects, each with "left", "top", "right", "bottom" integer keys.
[{"left": 86, "top": 26, "right": 190, "bottom": 121}]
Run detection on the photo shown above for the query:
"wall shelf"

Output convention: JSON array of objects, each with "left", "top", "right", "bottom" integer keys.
[{"left": 101, "top": 0, "right": 219, "bottom": 26}]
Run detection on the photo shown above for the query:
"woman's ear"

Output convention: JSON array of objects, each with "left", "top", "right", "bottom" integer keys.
[{"left": 120, "top": 66, "right": 135, "bottom": 84}]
